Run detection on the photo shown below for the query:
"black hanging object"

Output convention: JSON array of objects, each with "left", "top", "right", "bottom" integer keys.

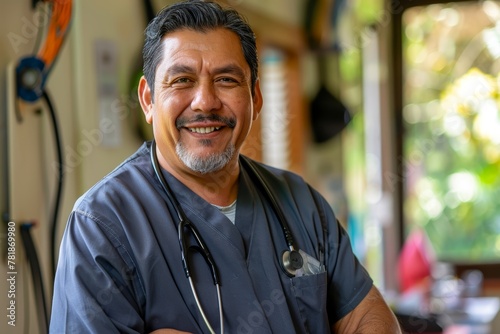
[
  {"left": 310, "top": 84, "right": 351, "bottom": 143},
  {"left": 309, "top": 51, "right": 352, "bottom": 143}
]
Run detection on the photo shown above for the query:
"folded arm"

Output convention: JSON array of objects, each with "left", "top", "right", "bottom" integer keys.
[{"left": 333, "top": 285, "right": 402, "bottom": 333}]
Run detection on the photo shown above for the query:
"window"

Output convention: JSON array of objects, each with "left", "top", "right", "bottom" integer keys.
[{"left": 401, "top": 1, "right": 500, "bottom": 263}]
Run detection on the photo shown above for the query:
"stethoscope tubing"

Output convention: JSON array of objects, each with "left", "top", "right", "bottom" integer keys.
[
  {"left": 150, "top": 139, "right": 302, "bottom": 332},
  {"left": 150, "top": 141, "right": 224, "bottom": 334},
  {"left": 187, "top": 275, "right": 221, "bottom": 334}
]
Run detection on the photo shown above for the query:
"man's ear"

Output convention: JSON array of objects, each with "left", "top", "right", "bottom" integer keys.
[
  {"left": 138, "top": 76, "right": 154, "bottom": 124},
  {"left": 252, "top": 79, "right": 263, "bottom": 121}
]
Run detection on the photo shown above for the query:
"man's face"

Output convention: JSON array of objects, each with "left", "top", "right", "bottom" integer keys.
[{"left": 140, "top": 28, "right": 262, "bottom": 176}]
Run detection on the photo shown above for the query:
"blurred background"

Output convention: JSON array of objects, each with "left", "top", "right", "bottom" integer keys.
[{"left": 1, "top": 0, "right": 500, "bottom": 333}]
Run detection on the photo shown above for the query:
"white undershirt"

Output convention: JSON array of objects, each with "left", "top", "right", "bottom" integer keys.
[{"left": 212, "top": 200, "right": 237, "bottom": 224}]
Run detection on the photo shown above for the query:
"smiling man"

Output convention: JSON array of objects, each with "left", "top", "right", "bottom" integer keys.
[
  {"left": 139, "top": 27, "right": 260, "bottom": 207},
  {"left": 50, "top": 1, "right": 401, "bottom": 333}
]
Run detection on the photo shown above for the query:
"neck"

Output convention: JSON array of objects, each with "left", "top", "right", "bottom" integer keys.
[{"left": 185, "top": 164, "right": 240, "bottom": 206}]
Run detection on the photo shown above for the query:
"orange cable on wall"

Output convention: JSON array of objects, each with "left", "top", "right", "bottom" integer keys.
[{"left": 37, "top": 0, "right": 72, "bottom": 70}]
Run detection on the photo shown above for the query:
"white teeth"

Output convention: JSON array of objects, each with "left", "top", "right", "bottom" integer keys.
[{"left": 189, "top": 126, "right": 221, "bottom": 134}]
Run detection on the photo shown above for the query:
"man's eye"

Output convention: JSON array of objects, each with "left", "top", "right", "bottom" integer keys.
[
  {"left": 173, "top": 77, "right": 191, "bottom": 84},
  {"left": 217, "top": 77, "right": 238, "bottom": 84}
]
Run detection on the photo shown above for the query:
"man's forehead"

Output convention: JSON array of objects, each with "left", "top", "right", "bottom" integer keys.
[
  {"left": 157, "top": 28, "right": 249, "bottom": 73},
  {"left": 161, "top": 27, "right": 241, "bottom": 49}
]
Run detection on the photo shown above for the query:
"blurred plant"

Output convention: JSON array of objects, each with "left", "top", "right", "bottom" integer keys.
[{"left": 403, "top": 3, "right": 500, "bottom": 261}]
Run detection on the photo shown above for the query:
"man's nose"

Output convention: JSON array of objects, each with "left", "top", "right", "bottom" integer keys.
[{"left": 190, "top": 81, "right": 222, "bottom": 112}]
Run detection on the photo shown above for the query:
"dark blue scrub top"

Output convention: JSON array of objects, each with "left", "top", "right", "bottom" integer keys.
[{"left": 50, "top": 141, "right": 372, "bottom": 333}]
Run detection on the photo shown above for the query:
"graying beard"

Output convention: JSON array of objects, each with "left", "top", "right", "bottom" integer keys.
[{"left": 176, "top": 142, "right": 235, "bottom": 174}]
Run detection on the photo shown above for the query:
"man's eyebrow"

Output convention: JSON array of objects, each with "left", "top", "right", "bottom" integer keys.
[
  {"left": 213, "top": 64, "right": 246, "bottom": 78},
  {"left": 166, "top": 64, "right": 196, "bottom": 76},
  {"left": 165, "top": 63, "right": 247, "bottom": 79}
]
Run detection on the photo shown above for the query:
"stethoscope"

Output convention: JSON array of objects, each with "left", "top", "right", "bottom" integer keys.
[{"left": 150, "top": 140, "right": 305, "bottom": 334}]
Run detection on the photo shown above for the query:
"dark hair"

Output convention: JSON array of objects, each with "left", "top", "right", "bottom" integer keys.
[{"left": 142, "top": 0, "right": 258, "bottom": 101}]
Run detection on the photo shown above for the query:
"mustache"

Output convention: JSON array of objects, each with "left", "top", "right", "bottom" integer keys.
[{"left": 176, "top": 114, "right": 237, "bottom": 129}]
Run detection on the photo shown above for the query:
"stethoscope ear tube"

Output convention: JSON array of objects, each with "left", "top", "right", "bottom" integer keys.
[
  {"left": 239, "top": 156, "right": 297, "bottom": 251},
  {"left": 150, "top": 140, "right": 223, "bottom": 333},
  {"left": 179, "top": 218, "right": 222, "bottom": 334},
  {"left": 180, "top": 220, "right": 220, "bottom": 285},
  {"left": 178, "top": 220, "right": 191, "bottom": 278},
  {"left": 150, "top": 141, "right": 184, "bottom": 221},
  {"left": 239, "top": 156, "right": 305, "bottom": 278}
]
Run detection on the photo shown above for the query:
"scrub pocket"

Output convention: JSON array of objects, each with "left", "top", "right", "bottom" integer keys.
[{"left": 290, "top": 271, "right": 329, "bottom": 333}]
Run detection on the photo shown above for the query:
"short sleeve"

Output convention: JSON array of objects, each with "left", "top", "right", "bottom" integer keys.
[{"left": 325, "top": 210, "right": 373, "bottom": 323}]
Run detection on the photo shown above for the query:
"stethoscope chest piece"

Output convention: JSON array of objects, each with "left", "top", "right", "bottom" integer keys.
[{"left": 281, "top": 250, "right": 304, "bottom": 277}]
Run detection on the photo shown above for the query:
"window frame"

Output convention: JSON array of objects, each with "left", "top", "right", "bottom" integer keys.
[{"left": 390, "top": 0, "right": 500, "bottom": 283}]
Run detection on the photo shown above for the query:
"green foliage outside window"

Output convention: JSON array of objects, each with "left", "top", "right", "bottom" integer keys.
[{"left": 403, "top": 2, "right": 500, "bottom": 261}]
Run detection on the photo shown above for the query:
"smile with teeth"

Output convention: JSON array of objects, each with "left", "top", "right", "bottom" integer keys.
[{"left": 188, "top": 126, "right": 221, "bottom": 134}]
